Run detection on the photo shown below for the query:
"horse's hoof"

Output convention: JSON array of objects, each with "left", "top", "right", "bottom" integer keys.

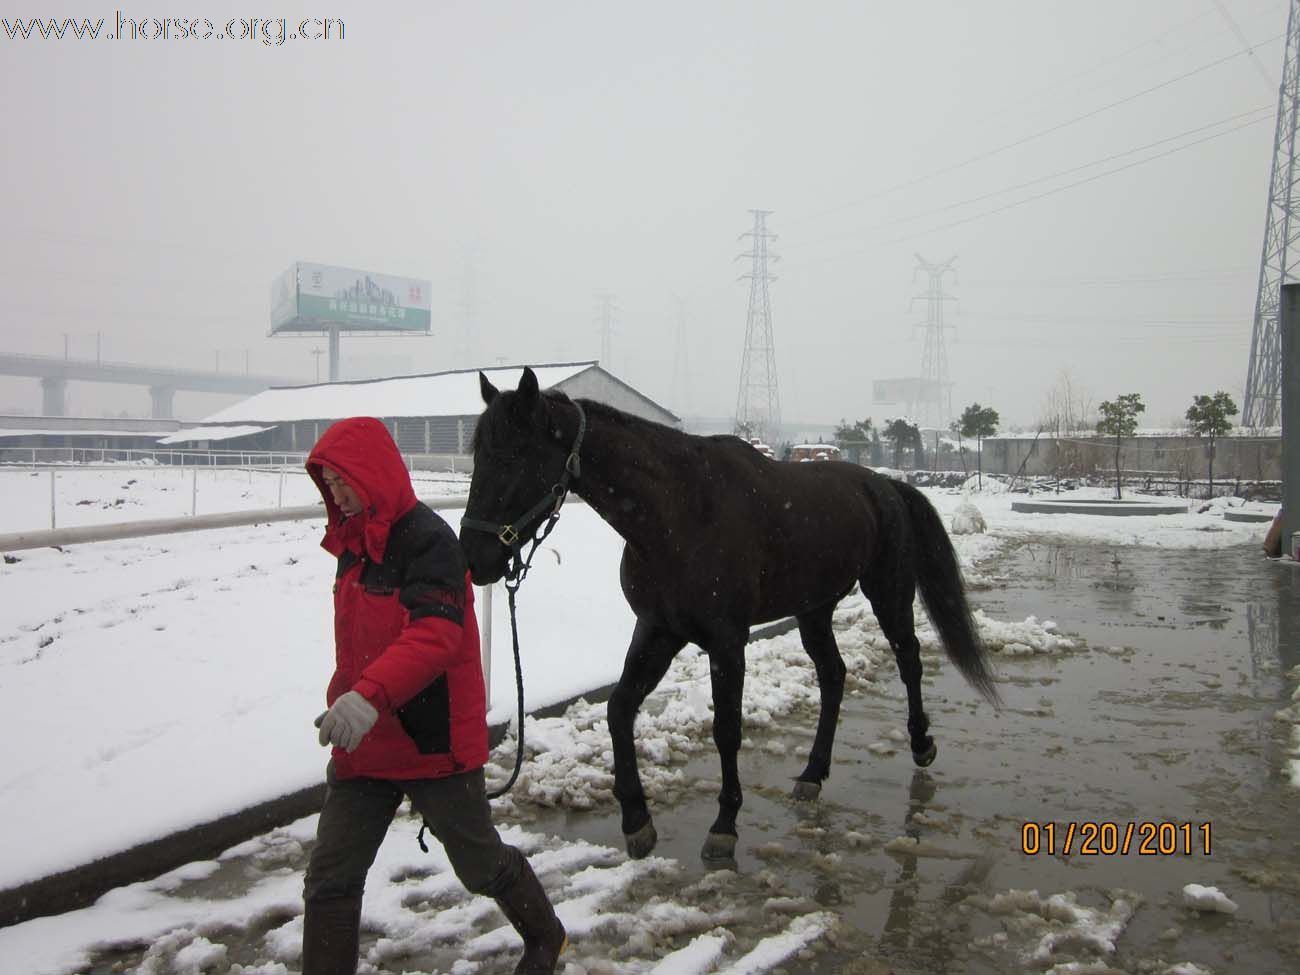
[
  {"left": 913, "top": 740, "right": 937, "bottom": 767},
  {"left": 701, "top": 832, "right": 738, "bottom": 869},
  {"left": 791, "top": 779, "right": 822, "bottom": 801},
  {"left": 625, "top": 822, "right": 658, "bottom": 859}
]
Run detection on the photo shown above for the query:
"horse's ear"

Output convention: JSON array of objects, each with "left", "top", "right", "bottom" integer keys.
[
  {"left": 517, "top": 366, "right": 539, "bottom": 405},
  {"left": 479, "top": 372, "right": 499, "bottom": 405}
]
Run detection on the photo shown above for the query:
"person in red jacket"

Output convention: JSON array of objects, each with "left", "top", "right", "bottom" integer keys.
[{"left": 302, "top": 417, "right": 566, "bottom": 975}]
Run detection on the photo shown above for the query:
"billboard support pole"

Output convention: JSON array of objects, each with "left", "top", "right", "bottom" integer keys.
[{"left": 328, "top": 325, "right": 340, "bottom": 382}]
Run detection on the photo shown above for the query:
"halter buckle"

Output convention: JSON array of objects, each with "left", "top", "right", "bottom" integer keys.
[{"left": 498, "top": 524, "right": 520, "bottom": 547}]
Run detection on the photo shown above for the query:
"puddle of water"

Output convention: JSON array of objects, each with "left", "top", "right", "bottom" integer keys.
[{"left": 518, "top": 542, "right": 1300, "bottom": 973}]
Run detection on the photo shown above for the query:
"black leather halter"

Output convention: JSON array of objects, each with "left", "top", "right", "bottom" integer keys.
[
  {"left": 461, "top": 398, "right": 587, "bottom": 587},
  {"left": 447, "top": 398, "right": 586, "bottom": 806}
]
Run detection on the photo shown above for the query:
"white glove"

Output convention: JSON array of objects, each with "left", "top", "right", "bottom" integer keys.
[{"left": 315, "top": 691, "right": 379, "bottom": 753}]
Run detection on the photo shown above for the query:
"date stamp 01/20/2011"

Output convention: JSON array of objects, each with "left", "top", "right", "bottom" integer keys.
[{"left": 1021, "top": 821, "right": 1213, "bottom": 857}]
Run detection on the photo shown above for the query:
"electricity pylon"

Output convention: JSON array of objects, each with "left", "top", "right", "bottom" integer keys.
[
  {"left": 910, "top": 254, "right": 957, "bottom": 429},
  {"left": 1244, "top": 0, "right": 1300, "bottom": 427},
  {"left": 734, "top": 210, "right": 781, "bottom": 444}
]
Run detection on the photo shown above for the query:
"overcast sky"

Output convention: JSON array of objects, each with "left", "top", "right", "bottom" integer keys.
[{"left": 0, "top": 0, "right": 1289, "bottom": 430}]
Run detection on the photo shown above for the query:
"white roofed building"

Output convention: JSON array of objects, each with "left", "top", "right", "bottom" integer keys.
[{"left": 167, "top": 361, "right": 679, "bottom": 464}]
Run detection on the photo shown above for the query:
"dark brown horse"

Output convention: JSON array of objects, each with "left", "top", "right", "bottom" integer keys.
[{"left": 459, "top": 367, "right": 998, "bottom": 864}]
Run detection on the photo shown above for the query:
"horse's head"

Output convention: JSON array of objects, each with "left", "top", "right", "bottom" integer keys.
[{"left": 460, "top": 366, "right": 573, "bottom": 585}]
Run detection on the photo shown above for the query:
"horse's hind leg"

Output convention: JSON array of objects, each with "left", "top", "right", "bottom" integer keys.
[
  {"left": 608, "top": 618, "right": 686, "bottom": 859},
  {"left": 792, "top": 605, "right": 846, "bottom": 801},
  {"left": 701, "top": 634, "right": 748, "bottom": 865},
  {"left": 866, "top": 578, "right": 937, "bottom": 767}
]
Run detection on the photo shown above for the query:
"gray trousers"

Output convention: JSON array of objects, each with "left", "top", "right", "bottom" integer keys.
[{"left": 303, "top": 762, "right": 523, "bottom": 903}]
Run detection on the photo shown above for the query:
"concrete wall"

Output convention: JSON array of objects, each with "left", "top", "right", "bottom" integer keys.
[{"left": 979, "top": 434, "right": 1281, "bottom": 481}]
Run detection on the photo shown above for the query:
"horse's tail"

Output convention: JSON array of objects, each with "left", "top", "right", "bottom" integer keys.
[{"left": 893, "top": 480, "right": 1001, "bottom": 706}]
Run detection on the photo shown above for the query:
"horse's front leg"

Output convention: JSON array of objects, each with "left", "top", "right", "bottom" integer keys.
[
  {"left": 607, "top": 619, "right": 685, "bottom": 859},
  {"left": 702, "top": 638, "right": 747, "bottom": 865}
]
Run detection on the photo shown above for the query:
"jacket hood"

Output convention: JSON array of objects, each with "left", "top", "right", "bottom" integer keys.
[{"left": 307, "top": 417, "right": 418, "bottom": 562}]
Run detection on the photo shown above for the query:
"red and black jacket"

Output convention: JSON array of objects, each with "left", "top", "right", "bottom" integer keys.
[{"left": 307, "top": 418, "right": 487, "bottom": 780}]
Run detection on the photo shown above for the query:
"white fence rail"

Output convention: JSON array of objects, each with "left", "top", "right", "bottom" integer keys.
[
  {"left": 0, "top": 495, "right": 470, "bottom": 552},
  {"left": 0, "top": 445, "right": 472, "bottom": 473}
]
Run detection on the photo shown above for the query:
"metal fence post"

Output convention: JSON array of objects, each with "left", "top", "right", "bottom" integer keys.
[
  {"left": 49, "top": 470, "right": 55, "bottom": 529},
  {"left": 192, "top": 468, "right": 198, "bottom": 516}
]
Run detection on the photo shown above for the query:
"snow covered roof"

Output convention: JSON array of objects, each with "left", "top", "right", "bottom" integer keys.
[
  {"left": 156, "top": 425, "right": 277, "bottom": 445},
  {"left": 0, "top": 428, "right": 174, "bottom": 440},
  {"left": 198, "top": 362, "right": 604, "bottom": 424}
]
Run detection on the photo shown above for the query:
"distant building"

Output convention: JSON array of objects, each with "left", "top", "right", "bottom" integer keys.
[
  {"left": 160, "top": 361, "right": 679, "bottom": 465},
  {"left": 0, "top": 414, "right": 180, "bottom": 459}
]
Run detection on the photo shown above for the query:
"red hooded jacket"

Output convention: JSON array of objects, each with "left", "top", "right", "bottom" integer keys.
[{"left": 307, "top": 417, "right": 488, "bottom": 780}]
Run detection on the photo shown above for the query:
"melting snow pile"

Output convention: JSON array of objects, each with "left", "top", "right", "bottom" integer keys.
[
  {"left": 0, "top": 812, "right": 841, "bottom": 975},
  {"left": 970, "top": 888, "right": 1139, "bottom": 971},
  {"left": 951, "top": 501, "right": 987, "bottom": 535},
  {"left": 1181, "top": 883, "right": 1238, "bottom": 914}
]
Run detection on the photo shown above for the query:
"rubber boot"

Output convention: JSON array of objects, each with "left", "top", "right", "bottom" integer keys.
[
  {"left": 301, "top": 895, "right": 362, "bottom": 975},
  {"left": 494, "top": 859, "right": 567, "bottom": 974}
]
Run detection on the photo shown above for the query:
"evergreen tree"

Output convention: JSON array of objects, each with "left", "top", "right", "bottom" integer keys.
[
  {"left": 1185, "top": 391, "right": 1238, "bottom": 498},
  {"left": 1096, "top": 393, "right": 1145, "bottom": 499},
  {"left": 959, "top": 403, "right": 1000, "bottom": 490},
  {"left": 883, "top": 418, "right": 919, "bottom": 469}
]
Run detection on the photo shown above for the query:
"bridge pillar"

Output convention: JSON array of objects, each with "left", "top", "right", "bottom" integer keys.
[
  {"left": 149, "top": 385, "right": 176, "bottom": 419},
  {"left": 40, "top": 377, "right": 67, "bottom": 417}
]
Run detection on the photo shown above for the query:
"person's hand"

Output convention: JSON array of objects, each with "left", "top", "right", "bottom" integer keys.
[{"left": 315, "top": 691, "right": 379, "bottom": 752}]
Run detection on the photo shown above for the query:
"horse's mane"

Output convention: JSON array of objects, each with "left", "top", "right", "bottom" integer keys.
[{"left": 475, "top": 387, "right": 754, "bottom": 467}]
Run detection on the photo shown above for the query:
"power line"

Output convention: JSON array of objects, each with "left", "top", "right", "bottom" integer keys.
[
  {"left": 798, "top": 105, "right": 1273, "bottom": 250},
  {"left": 965, "top": 4, "right": 1222, "bottom": 126},
  {"left": 786, "top": 32, "right": 1284, "bottom": 229},
  {"left": 786, "top": 114, "right": 1272, "bottom": 271},
  {"left": 1214, "top": 0, "right": 1278, "bottom": 89}
]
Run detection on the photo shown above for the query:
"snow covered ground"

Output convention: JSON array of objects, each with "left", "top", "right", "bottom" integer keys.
[{"left": 0, "top": 465, "right": 1280, "bottom": 974}]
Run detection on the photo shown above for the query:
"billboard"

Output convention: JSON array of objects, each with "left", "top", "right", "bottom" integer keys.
[
  {"left": 270, "top": 262, "right": 432, "bottom": 334},
  {"left": 873, "top": 377, "right": 942, "bottom": 406}
]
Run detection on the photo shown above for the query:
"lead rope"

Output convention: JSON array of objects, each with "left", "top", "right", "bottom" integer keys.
[
  {"left": 418, "top": 507, "right": 562, "bottom": 853},
  {"left": 419, "top": 402, "right": 585, "bottom": 853}
]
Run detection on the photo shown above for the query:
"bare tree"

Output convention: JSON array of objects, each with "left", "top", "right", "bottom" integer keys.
[{"left": 1039, "top": 369, "right": 1095, "bottom": 482}]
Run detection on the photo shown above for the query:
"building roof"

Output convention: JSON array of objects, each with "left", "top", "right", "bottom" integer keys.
[
  {"left": 197, "top": 362, "right": 668, "bottom": 425},
  {"left": 0, "top": 428, "right": 175, "bottom": 440},
  {"left": 157, "top": 425, "right": 277, "bottom": 445}
]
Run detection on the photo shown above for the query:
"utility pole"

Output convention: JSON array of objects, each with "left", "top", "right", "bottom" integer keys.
[
  {"left": 734, "top": 209, "right": 782, "bottom": 445},
  {"left": 1244, "top": 0, "right": 1300, "bottom": 427},
  {"left": 910, "top": 254, "right": 958, "bottom": 429},
  {"left": 311, "top": 347, "right": 325, "bottom": 383},
  {"left": 595, "top": 293, "right": 617, "bottom": 369}
]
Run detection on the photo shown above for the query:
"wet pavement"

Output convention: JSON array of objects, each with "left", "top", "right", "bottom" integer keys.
[
  {"left": 64, "top": 541, "right": 1300, "bottom": 973},
  {"left": 522, "top": 541, "right": 1300, "bottom": 974}
]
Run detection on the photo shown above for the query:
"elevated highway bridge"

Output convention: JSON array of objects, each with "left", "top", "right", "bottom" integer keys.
[{"left": 0, "top": 353, "right": 302, "bottom": 418}]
